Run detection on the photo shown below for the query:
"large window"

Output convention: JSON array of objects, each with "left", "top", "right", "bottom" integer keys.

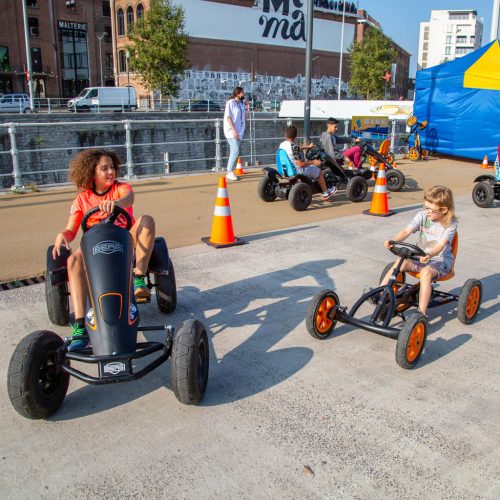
[
  {"left": 445, "top": 46, "right": 451, "bottom": 55},
  {"left": 137, "top": 3, "right": 144, "bottom": 19},
  {"left": 31, "top": 47, "right": 42, "bottom": 72},
  {"left": 26, "top": 0, "right": 38, "bottom": 7},
  {"left": 60, "top": 26, "right": 89, "bottom": 96},
  {"left": 456, "top": 35, "right": 467, "bottom": 43},
  {"left": 102, "top": 1, "right": 111, "bottom": 17},
  {"left": 105, "top": 53, "right": 113, "bottom": 71},
  {"left": 28, "top": 17, "right": 39, "bottom": 37},
  {"left": 0, "top": 46, "right": 10, "bottom": 71},
  {"left": 126, "top": 6, "right": 134, "bottom": 33},
  {"left": 119, "top": 50, "right": 127, "bottom": 73},
  {"left": 117, "top": 9, "right": 125, "bottom": 36}
]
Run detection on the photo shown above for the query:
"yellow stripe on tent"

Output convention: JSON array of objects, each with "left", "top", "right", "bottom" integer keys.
[{"left": 464, "top": 40, "right": 500, "bottom": 90}]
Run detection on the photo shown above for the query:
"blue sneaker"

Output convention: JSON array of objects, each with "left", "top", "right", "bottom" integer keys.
[{"left": 68, "top": 323, "right": 90, "bottom": 351}]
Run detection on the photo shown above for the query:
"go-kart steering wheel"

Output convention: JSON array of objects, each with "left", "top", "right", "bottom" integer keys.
[
  {"left": 81, "top": 205, "right": 133, "bottom": 233},
  {"left": 387, "top": 241, "right": 426, "bottom": 259},
  {"left": 304, "top": 146, "right": 324, "bottom": 161}
]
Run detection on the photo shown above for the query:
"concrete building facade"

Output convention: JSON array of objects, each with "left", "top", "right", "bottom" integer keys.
[{"left": 418, "top": 10, "right": 483, "bottom": 70}]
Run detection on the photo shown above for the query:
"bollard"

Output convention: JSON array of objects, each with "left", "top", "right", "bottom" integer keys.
[
  {"left": 164, "top": 152, "right": 170, "bottom": 174},
  {"left": 214, "top": 118, "right": 223, "bottom": 171},
  {"left": 8, "top": 123, "right": 23, "bottom": 189},
  {"left": 123, "top": 120, "right": 136, "bottom": 179}
]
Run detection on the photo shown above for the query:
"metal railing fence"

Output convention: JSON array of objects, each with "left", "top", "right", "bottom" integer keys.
[{"left": 0, "top": 116, "right": 409, "bottom": 190}]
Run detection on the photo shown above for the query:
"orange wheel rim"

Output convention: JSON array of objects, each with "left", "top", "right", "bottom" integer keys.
[
  {"left": 407, "top": 116, "right": 417, "bottom": 126},
  {"left": 407, "top": 323, "right": 425, "bottom": 362},
  {"left": 409, "top": 148, "right": 419, "bottom": 161},
  {"left": 466, "top": 286, "right": 480, "bottom": 319},
  {"left": 315, "top": 296, "right": 336, "bottom": 334}
]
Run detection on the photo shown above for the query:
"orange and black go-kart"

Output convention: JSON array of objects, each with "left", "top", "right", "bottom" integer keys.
[
  {"left": 8, "top": 206, "right": 209, "bottom": 419},
  {"left": 406, "top": 115, "right": 430, "bottom": 161},
  {"left": 306, "top": 238, "right": 482, "bottom": 369}
]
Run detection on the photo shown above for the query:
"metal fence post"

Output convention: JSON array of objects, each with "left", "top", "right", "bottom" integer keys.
[
  {"left": 123, "top": 120, "right": 136, "bottom": 179},
  {"left": 8, "top": 123, "right": 22, "bottom": 189},
  {"left": 344, "top": 118, "right": 350, "bottom": 137},
  {"left": 164, "top": 152, "right": 170, "bottom": 174},
  {"left": 249, "top": 111, "right": 255, "bottom": 165},
  {"left": 47, "top": 99, "right": 51, "bottom": 114},
  {"left": 214, "top": 118, "right": 223, "bottom": 171},
  {"left": 390, "top": 119, "right": 396, "bottom": 152}
]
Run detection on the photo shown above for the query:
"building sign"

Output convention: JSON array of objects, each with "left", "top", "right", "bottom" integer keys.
[
  {"left": 313, "top": 1, "right": 358, "bottom": 16},
  {"left": 352, "top": 116, "right": 389, "bottom": 139},
  {"left": 58, "top": 20, "right": 88, "bottom": 31},
  {"left": 179, "top": 0, "right": 355, "bottom": 53}
]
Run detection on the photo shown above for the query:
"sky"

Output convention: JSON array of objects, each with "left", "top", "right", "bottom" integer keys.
[{"left": 357, "top": 0, "right": 496, "bottom": 76}]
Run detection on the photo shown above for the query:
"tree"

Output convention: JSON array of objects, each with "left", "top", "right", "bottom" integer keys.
[
  {"left": 127, "top": 0, "right": 189, "bottom": 97},
  {"left": 348, "top": 28, "right": 396, "bottom": 100}
]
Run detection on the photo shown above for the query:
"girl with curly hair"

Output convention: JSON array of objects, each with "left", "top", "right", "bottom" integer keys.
[{"left": 52, "top": 148, "right": 155, "bottom": 350}]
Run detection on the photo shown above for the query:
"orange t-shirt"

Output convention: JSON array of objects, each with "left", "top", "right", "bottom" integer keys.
[{"left": 68, "top": 181, "right": 135, "bottom": 233}]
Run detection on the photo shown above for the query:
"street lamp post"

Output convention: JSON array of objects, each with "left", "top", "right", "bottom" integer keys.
[
  {"left": 97, "top": 33, "right": 106, "bottom": 86},
  {"left": 303, "top": 0, "right": 314, "bottom": 143},
  {"left": 21, "top": 0, "right": 35, "bottom": 111},
  {"left": 126, "top": 50, "right": 130, "bottom": 110},
  {"left": 337, "top": 0, "right": 346, "bottom": 100},
  {"left": 491, "top": 0, "right": 500, "bottom": 41}
]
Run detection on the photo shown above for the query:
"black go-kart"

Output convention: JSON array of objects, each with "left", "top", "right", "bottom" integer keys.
[
  {"left": 8, "top": 206, "right": 209, "bottom": 419},
  {"left": 306, "top": 238, "right": 482, "bottom": 369},
  {"left": 258, "top": 148, "right": 370, "bottom": 212},
  {"left": 472, "top": 173, "right": 500, "bottom": 208}
]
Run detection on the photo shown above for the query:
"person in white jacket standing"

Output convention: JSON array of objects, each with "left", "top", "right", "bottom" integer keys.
[{"left": 223, "top": 86, "right": 249, "bottom": 181}]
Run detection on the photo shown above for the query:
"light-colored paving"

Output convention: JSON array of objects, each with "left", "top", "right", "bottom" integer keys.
[{"left": 0, "top": 191, "right": 498, "bottom": 498}]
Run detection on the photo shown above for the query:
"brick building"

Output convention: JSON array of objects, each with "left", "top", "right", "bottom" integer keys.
[{"left": 0, "top": 0, "right": 114, "bottom": 97}]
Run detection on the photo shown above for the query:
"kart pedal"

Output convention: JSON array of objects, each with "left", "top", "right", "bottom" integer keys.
[{"left": 136, "top": 296, "right": 151, "bottom": 304}]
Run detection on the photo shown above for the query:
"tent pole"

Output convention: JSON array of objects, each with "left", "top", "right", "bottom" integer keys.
[{"left": 491, "top": 0, "right": 500, "bottom": 41}]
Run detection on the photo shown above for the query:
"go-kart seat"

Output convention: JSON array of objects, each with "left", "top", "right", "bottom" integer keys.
[
  {"left": 276, "top": 149, "right": 297, "bottom": 177},
  {"left": 370, "top": 139, "right": 391, "bottom": 166},
  {"left": 408, "top": 233, "right": 458, "bottom": 282}
]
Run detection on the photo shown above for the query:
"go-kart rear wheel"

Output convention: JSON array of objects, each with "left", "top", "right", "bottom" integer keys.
[
  {"left": 257, "top": 175, "right": 278, "bottom": 202},
  {"left": 288, "top": 182, "right": 312, "bottom": 211},
  {"left": 345, "top": 176, "right": 368, "bottom": 202},
  {"left": 306, "top": 289, "right": 340, "bottom": 339},
  {"left": 44, "top": 271, "right": 69, "bottom": 326},
  {"left": 386, "top": 169, "right": 405, "bottom": 192},
  {"left": 421, "top": 149, "right": 430, "bottom": 159},
  {"left": 8, "top": 331, "right": 69, "bottom": 419},
  {"left": 154, "top": 259, "right": 177, "bottom": 314},
  {"left": 457, "top": 279, "right": 482, "bottom": 324},
  {"left": 171, "top": 319, "right": 209, "bottom": 405},
  {"left": 395, "top": 313, "right": 427, "bottom": 369},
  {"left": 385, "top": 152, "right": 395, "bottom": 165},
  {"left": 408, "top": 147, "right": 420, "bottom": 161},
  {"left": 472, "top": 181, "right": 495, "bottom": 208}
]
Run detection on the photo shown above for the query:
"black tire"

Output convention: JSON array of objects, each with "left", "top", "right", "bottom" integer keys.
[
  {"left": 457, "top": 279, "right": 482, "bottom": 324},
  {"left": 395, "top": 312, "right": 427, "bottom": 369},
  {"left": 171, "top": 319, "right": 209, "bottom": 405},
  {"left": 44, "top": 271, "right": 69, "bottom": 326},
  {"left": 386, "top": 169, "right": 405, "bottom": 192},
  {"left": 306, "top": 289, "right": 340, "bottom": 339},
  {"left": 257, "top": 175, "right": 277, "bottom": 202},
  {"left": 322, "top": 167, "right": 336, "bottom": 189},
  {"left": 288, "top": 182, "right": 312, "bottom": 211},
  {"left": 386, "top": 152, "right": 395, "bottom": 164},
  {"left": 345, "top": 176, "right": 368, "bottom": 202},
  {"left": 8, "top": 331, "right": 69, "bottom": 419},
  {"left": 154, "top": 259, "right": 177, "bottom": 314},
  {"left": 472, "top": 181, "right": 495, "bottom": 208}
]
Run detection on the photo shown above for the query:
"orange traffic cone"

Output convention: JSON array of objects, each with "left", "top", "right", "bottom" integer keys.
[
  {"left": 363, "top": 162, "right": 394, "bottom": 217},
  {"left": 481, "top": 155, "right": 491, "bottom": 169},
  {"left": 201, "top": 176, "right": 246, "bottom": 248},
  {"left": 234, "top": 157, "right": 246, "bottom": 176}
]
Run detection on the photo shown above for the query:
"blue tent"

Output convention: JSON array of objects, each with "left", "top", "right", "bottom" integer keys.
[{"left": 414, "top": 39, "right": 500, "bottom": 160}]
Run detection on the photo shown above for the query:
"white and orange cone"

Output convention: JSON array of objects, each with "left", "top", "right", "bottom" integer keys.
[
  {"left": 363, "top": 162, "right": 394, "bottom": 217},
  {"left": 202, "top": 176, "right": 245, "bottom": 248},
  {"left": 481, "top": 155, "right": 491, "bottom": 169},
  {"left": 234, "top": 157, "right": 246, "bottom": 176}
]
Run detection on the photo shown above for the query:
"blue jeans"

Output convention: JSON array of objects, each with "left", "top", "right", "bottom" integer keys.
[{"left": 226, "top": 137, "right": 241, "bottom": 172}]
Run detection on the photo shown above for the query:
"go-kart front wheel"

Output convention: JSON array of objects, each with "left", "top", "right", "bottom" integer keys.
[
  {"left": 345, "top": 176, "right": 368, "bottom": 202},
  {"left": 257, "top": 175, "right": 278, "bottom": 202},
  {"left": 154, "top": 258, "right": 177, "bottom": 314},
  {"left": 472, "top": 181, "right": 495, "bottom": 208},
  {"left": 408, "top": 147, "right": 420, "bottom": 161},
  {"left": 306, "top": 289, "right": 340, "bottom": 339},
  {"left": 171, "top": 320, "right": 209, "bottom": 405},
  {"left": 8, "top": 331, "right": 69, "bottom": 419},
  {"left": 457, "top": 279, "right": 482, "bottom": 324},
  {"left": 44, "top": 271, "right": 69, "bottom": 326},
  {"left": 395, "top": 312, "right": 428, "bottom": 369},
  {"left": 288, "top": 182, "right": 312, "bottom": 211},
  {"left": 386, "top": 170, "right": 405, "bottom": 192}
]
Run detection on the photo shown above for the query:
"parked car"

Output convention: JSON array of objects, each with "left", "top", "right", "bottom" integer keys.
[
  {"left": 181, "top": 100, "right": 222, "bottom": 112},
  {"left": 0, "top": 94, "right": 31, "bottom": 113},
  {"left": 67, "top": 86, "right": 137, "bottom": 112}
]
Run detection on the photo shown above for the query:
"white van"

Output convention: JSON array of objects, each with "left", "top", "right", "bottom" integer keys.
[{"left": 67, "top": 86, "right": 137, "bottom": 112}]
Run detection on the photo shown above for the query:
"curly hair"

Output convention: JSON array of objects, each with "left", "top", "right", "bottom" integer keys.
[
  {"left": 424, "top": 185, "right": 456, "bottom": 227},
  {"left": 69, "top": 149, "right": 122, "bottom": 190}
]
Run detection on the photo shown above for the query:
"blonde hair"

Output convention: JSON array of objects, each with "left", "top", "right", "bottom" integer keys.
[{"left": 424, "top": 185, "right": 456, "bottom": 227}]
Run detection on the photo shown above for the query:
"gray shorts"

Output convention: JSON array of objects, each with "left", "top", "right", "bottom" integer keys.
[
  {"left": 407, "top": 259, "right": 451, "bottom": 278},
  {"left": 297, "top": 166, "right": 321, "bottom": 179}
]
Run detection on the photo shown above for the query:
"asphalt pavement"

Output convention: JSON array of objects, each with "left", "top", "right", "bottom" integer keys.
[{"left": 0, "top": 186, "right": 498, "bottom": 498}]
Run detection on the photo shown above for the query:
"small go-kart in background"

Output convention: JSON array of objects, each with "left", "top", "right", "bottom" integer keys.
[
  {"left": 406, "top": 116, "right": 430, "bottom": 161},
  {"left": 8, "top": 206, "right": 209, "bottom": 419},
  {"left": 472, "top": 173, "right": 500, "bottom": 208},
  {"left": 306, "top": 238, "right": 482, "bottom": 369},
  {"left": 257, "top": 148, "right": 366, "bottom": 211}
]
